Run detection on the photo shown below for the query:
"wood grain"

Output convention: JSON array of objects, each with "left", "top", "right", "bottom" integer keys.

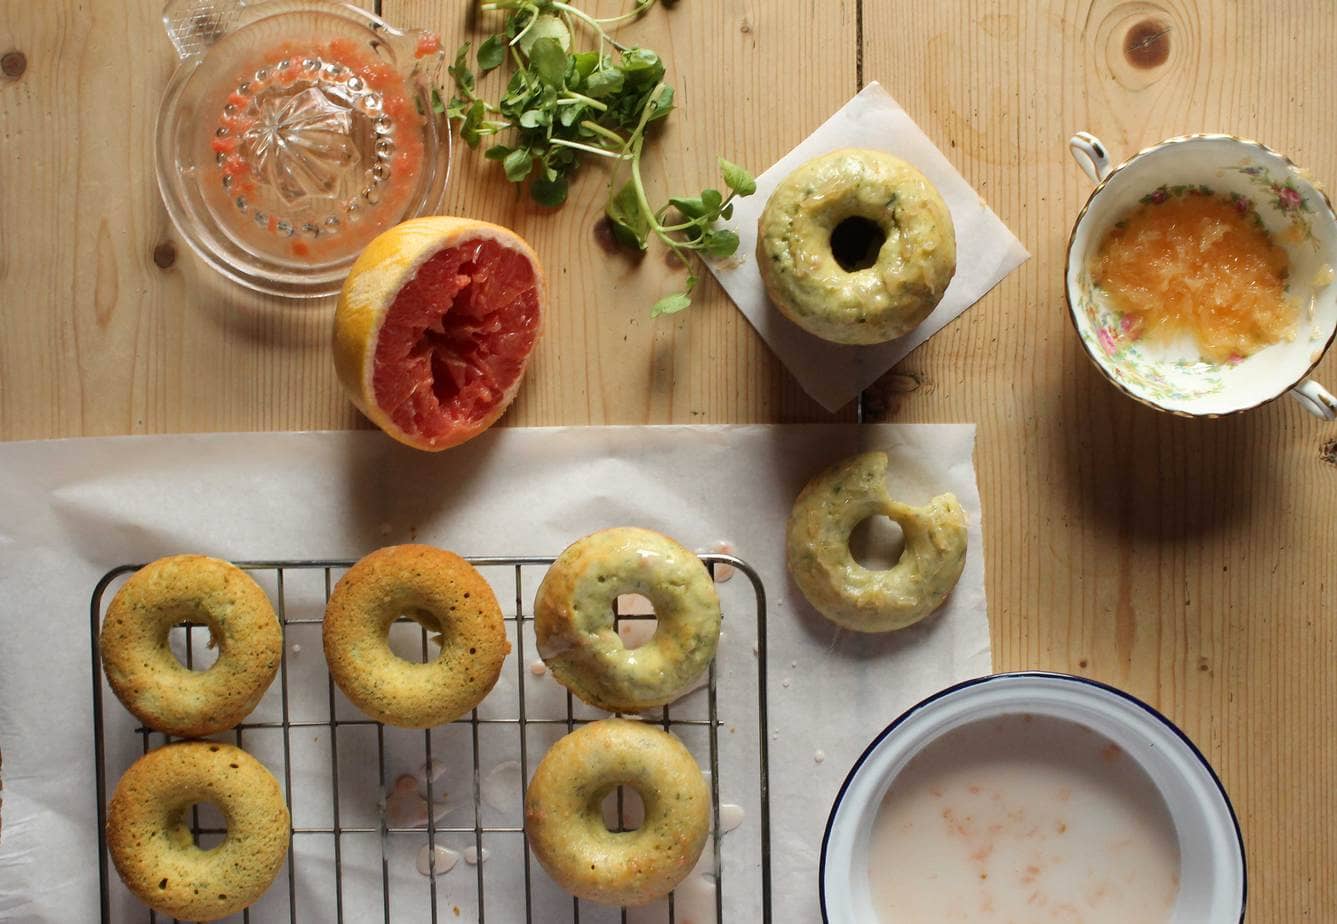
[
  {"left": 861, "top": 1, "right": 1337, "bottom": 919},
  {"left": 0, "top": 0, "right": 854, "bottom": 441},
  {"left": 384, "top": 0, "right": 858, "bottom": 425},
  {"left": 3, "top": 0, "right": 1336, "bottom": 919}
]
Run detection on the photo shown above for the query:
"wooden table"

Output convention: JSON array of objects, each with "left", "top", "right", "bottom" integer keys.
[{"left": 3, "top": 1, "right": 1335, "bottom": 918}]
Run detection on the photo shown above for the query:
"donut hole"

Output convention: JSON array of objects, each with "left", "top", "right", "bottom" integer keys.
[
  {"left": 169, "top": 800, "right": 228, "bottom": 851},
  {"left": 599, "top": 785, "right": 646, "bottom": 833},
  {"left": 830, "top": 216, "right": 887, "bottom": 272},
  {"left": 849, "top": 516, "right": 907, "bottom": 571},
  {"left": 167, "top": 622, "right": 221, "bottom": 672},
  {"left": 613, "top": 593, "right": 657, "bottom": 650},
  {"left": 387, "top": 609, "right": 445, "bottom": 663}
]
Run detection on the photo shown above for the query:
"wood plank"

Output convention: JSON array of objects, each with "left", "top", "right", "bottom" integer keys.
[
  {"left": 861, "top": 2, "right": 1337, "bottom": 919},
  {"left": 0, "top": 0, "right": 853, "bottom": 443},
  {"left": 384, "top": 0, "right": 858, "bottom": 425}
]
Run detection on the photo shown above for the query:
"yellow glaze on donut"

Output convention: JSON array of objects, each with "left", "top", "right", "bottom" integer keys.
[
  {"left": 534, "top": 528, "right": 721, "bottom": 713},
  {"left": 106, "top": 742, "right": 289, "bottom": 922},
  {"left": 525, "top": 719, "right": 710, "bottom": 906},
  {"left": 100, "top": 555, "right": 282, "bottom": 737},
  {"left": 323, "top": 545, "right": 510, "bottom": 728},
  {"left": 786, "top": 451, "right": 968, "bottom": 632},
  {"left": 757, "top": 148, "right": 956, "bottom": 344}
]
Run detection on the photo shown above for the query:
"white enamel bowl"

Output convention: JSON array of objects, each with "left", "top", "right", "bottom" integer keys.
[
  {"left": 820, "top": 672, "right": 1246, "bottom": 923},
  {"left": 1066, "top": 132, "right": 1337, "bottom": 419}
]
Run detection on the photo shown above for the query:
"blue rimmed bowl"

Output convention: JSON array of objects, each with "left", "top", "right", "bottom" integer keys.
[{"left": 819, "top": 672, "right": 1246, "bottom": 923}]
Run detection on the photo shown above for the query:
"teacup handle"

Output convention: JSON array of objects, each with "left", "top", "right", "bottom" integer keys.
[
  {"left": 1290, "top": 379, "right": 1337, "bottom": 421},
  {"left": 1069, "top": 132, "right": 1113, "bottom": 185}
]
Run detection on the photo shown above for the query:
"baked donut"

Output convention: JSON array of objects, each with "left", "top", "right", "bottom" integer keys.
[
  {"left": 106, "top": 741, "right": 289, "bottom": 922},
  {"left": 534, "top": 528, "right": 721, "bottom": 713},
  {"left": 99, "top": 555, "right": 282, "bottom": 737},
  {"left": 757, "top": 148, "right": 956, "bottom": 344},
  {"left": 786, "top": 451, "right": 967, "bottom": 632},
  {"left": 323, "top": 544, "right": 510, "bottom": 727},
  {"left": 525, "top": 718, "right": 710, "bottom": 906}
]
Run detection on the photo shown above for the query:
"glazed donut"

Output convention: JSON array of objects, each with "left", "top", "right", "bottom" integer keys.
[
  {"left": 525, "top": 718, "right": 710, "bottom": 906},
  {"left": 534, "top": 528, "right": 721, "bottom": 713},
  {"left": 323, "top": 544, "right": 510, "bottom": 728},
  {"left": 757, "top": 148, "right": 956, "bottom": 345},
  {"left": 106, "top": 741, "right": 290, "bottom": 922},
  {"left": 99, "top": 555, "right": 282, "bottom": 737},
  {"left": 786, "top": 451, "right": 967, "bottom": 632}
]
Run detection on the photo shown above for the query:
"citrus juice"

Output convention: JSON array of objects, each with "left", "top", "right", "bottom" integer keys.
[{"left": 1091, "top": 191, "right": 1296, "bottom": 362}]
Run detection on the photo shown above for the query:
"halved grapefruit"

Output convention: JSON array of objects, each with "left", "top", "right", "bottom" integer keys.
[{"left": 333, "top": 216, "right": 545, "bottom": 451}]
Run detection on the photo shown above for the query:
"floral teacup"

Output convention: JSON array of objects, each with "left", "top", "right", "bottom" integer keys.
[{"left": 1066, "top": 132, "right": 1337, "bottom": 419}]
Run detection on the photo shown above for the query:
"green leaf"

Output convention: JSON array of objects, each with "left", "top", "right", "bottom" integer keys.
[
  {"left": 645, "top": 84, "right": 674, "bottom": 121},
  {"left": 460, "top": 99, "right": 485, "bottom": 147},
  {"left": 719, "top": 157, "right": 757, "bottom": 197},
  {"left": 431, "top": 88, "right": 446, "bottom": 115},
  {"left": 477, "top": 35, "right": 506, "bottom": 72},
  {"left": 651, "top": 292, "right": 692, "bottom": 317},
  {"left": 558, "top": 104, "right": 583, "bottom": 128},
  {"left": 449, "top": 42, "right": 475, "bottom": 93},
  {"left": 532, "top": 177, "right": 569, "bottom": 207},
  {"left": 721, "top": 202, "right": 734, "bottom": 220},
  {"left": 620, "top": 48, "right": 664, "bottom": 86},
  {"left": 519, "top": 108, "right": 549, "bottom": 129},
  {"left": 669, "top": 195, "right": 707, "bottom": 220},
  {"left": 484, "top": 144, "right": 513, "bottom": 161},
  {"left": 701, "top": 188, "right": 723, "bottom": 215},
  {"left": 529, "top": 37, "right": 568, "bottom": 88},
  {"left": 701, "top": 228, "right": 740, "bottom": 259},
  {"left": 571, "top": 51, "right": 601, "bottom": 79},
  {"left": 584, "top": 67, "right": 625, "bottom": 99},
  {"left": 503, "top": 147, "right": 533, "bottom": 182},
  {"left": 607, "top": 180, "right": 650, "bottom": 251},
  {"left": 517, "top": 14, "right": 572, "bottom": 56}
]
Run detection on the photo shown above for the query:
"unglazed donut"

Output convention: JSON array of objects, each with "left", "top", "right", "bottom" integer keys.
[
  {"left": 525, "top": 718, "right": 710, "bottom": 906},
  {"left": 534, "top": 528, "right": 721, "bottom": 713},
  {"left": 786, "top": 451, "right": 967, "bottom": 632},
  {"left": 106, "top": 741, "right": 289, "bottom": 922},
  {"left": 757, "top": 148, "right": 956, "bottom": 344},
  {"left": 99, "top": 555, "right": 282, "bottom": 737},
  {"left": 323, "top": 544, "right": 510, "bottom": 728}
]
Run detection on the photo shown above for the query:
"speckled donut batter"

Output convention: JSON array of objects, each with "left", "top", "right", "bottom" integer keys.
[
  {"left": 106, "top": 741, "right": 290, "bottom": 922},
  {"left": 787, "top": 451, "right": 967, "bottom": 632},
  {"left": 323, "top": 544, "right": 510, "bottom": 728},
  {"left": 533, "top": 528, "right": 721, "bottom": 713},
  {"left": 525, "top": 719, "right": 710, "bottom": 906},
  {"left": 757, "top": 148, "right": 956, "bottom": 344},
  {"left": 99, "top": 555, "right": 281, "bottom": 737}
]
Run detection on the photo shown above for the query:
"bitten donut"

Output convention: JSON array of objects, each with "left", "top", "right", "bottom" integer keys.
[
  {"left": 323, "top": 544, "right": 510, "bottom": 728},
  {"left": 525, "top": 719, "right": 710, "bottom": 906},
  {"left": 787, "top": 451, "right": 967, "bottom": 632},
  {"left": 106, "top": 741, "right": 290, "bottom": 922},
  {"left": 534, "top": 528, "right": 721, "bottom": 713},
  {"left": 757, "top": 148, "right": 956, "bottom": 345},
  {"left": 99, "top": 555, "right": 282, "bottom": 737}
]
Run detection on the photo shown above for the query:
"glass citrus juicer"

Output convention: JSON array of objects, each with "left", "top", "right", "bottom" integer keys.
[{"left": 156, "top": 0, "right": 450, "bottom": 297}]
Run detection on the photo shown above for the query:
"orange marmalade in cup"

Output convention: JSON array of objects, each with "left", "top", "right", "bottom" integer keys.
[{"left": 1090, "top": 188, "right": 1297, "bottom": 363}]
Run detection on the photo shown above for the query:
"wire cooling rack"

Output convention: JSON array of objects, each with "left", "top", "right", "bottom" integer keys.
[{"left": 90, "top": 555, "right": 772, "bottom": 924}]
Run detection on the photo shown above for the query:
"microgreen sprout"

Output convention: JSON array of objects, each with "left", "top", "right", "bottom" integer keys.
[{"left": 446, "top": 0, "right": 755, "bottom": 315}]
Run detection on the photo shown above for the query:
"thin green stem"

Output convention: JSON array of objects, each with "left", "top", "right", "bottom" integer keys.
[
  {"left": 579, "top": 120, "right": 626, "bottom": 146},
  {"left": 588, "top": 0, "right": 658, "bottom": 26},
  {"left": 548, "top": 137, "right": 628, "bottom": 159},
  {"left": 560, "top": 91, "right": 608, "bottom": 111},
  {"left": 551, "top": 1, "right": 631, "bottom": 51}
]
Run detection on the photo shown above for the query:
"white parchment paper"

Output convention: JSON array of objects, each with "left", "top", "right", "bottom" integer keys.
[
  {"left": 0, "top": 425, "right": 990, "bottom": 922},
  {"left": 706, "top": 82, "right": 1030, "bottom": 412}
]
